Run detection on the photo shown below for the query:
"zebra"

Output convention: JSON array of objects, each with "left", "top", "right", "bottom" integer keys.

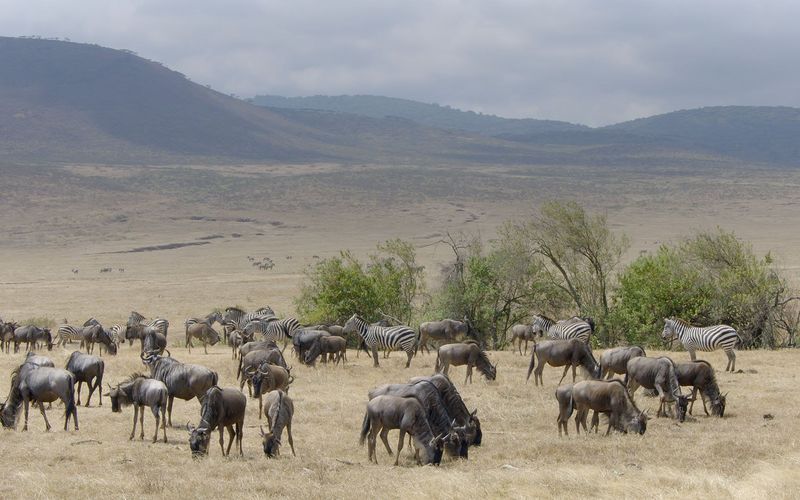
[
  {"left": 342, "top": 313, "right": 416, "bottom": 368},
  {"left": 185, "top": 312, "right": 222, "bottom": 333},
  {"left": 243, "top": 317, "right": 299, "bottom": 348},
  {"left": 128, "top": 311, "right": 169, "bottom": 337},
  {"left": 531, "top": 314, "right": 592, "bottom": 344},
  {"left": 56, "top": 324, "right": 87, "bottom": 346},
  {"left": 222, "top": 307, "right": 276, "bottom": 333},
  {"left": 662, "top": 318, "right": 741, "bottom": 372}
]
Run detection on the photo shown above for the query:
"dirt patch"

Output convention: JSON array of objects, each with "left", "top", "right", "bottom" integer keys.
[{"left": 106, "top": 241, "right": 212, "bottom": 253}]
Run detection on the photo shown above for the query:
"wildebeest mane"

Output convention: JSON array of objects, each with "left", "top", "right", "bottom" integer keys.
[
  {"left": 474, "top": 349, "right": 494, "bottom": 378},
  {"left": 199, "top": 386, "right": 223, "bottom": 428}
]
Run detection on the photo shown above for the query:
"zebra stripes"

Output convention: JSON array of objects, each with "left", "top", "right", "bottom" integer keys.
[
  {"left": 531, "top": 315, "right": 592, "bottom": 344},
  {"left": 222, "top": 307, "right": 276, "bottom": 332},
  {"left": 128, "top": 312, "right": 169, "bottom": 336},
  {"left": 243, "top": 317, "right": 300, "bottom": 345},
  {"left": 343, "top": 314, "right": 416, "bottom": 368},
  {"left": 662, "top": 318, "right": 740, "bottom": 371},
  {"left": 56, "top": 325, "right": 85, "bottom": 346},
  {"left": 184, "top": 312, "right": 222, "bottom": 331}
]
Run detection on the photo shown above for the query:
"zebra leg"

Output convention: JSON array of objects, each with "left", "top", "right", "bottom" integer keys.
[
  {"left": 371, "top": 346, "right": 380, "bottom": 368},
  {"left": 405, "top": 350, "right": 412, "bottom": 368},
  {"left": 726, "top": 350, "right": 736, "bottom": 372}
]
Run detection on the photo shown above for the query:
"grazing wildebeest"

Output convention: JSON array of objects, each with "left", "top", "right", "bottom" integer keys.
[
  {"left": 675, "top": 360, "right": 727, "bottom": 417},
  {"left": 291, "top": 329, "right": 329, "bottom": 362},
  {"left": 260, "top": 389, "right": 296, "bottom": 457},
  {"left": 368, "top": 381, "right": 467, "bottom": 458},
  {"left": 140, "top": 329, "right": 168, "bottom": 356},
  {"left": 599, "top": 346, "right": 646, "bottom": 379},
  {"left": 416, "top": 319, "right": 470, "bottom": 355},
  {"left": 572, "top": 379, "right": 648, "bottom": 435},
  {"left": 13, "top": 325, "right": 53, "bottom": 352},
  {"left": 249, "top": 362, "right": 293, "bottom": 418},
  {"left": 237, "top": 347, "right": 288, "bottom": 396},
  {"left": 407, "top": 374, "right": 482, "bottom": 447},
  {"left": 508, "top": 324, "right": 537, "bottom": 355},
  {"left": 360, "top": 395, "right": 447, "bottom": 466},
  {"left": 662, "top": 318, "right": 741, "bottom": 371},
  {"left": 626, "top": 356, "right": 689, "bottom": 421},
  {"left": 0, "top": 363, "right": 78, "bottom": 431},
  {"left": 304, "top": 335, "right": 347, "bottom": 366},
  {"left": 435, "top": 341, "right": 497, "bottom": 384},
  {"left": 1, "top": 321, "right": 19, "bottom": 353},
  {"left": 555, "top": 384, "right": 574, "bottom": 437},
  {"left": 65, "top": 351, "right": 104, "bottom": 407},
  {"left": 187, "top": 386, "right": 246, "bottom": 457},
  {"left": 105, "top": 373, "right": 168, "bottom": 443},
  {"left": 141, "top": 353, "right": 218, "bottom": 426},
  {"left": 526, "top": 339, "right": 601, "bottom": 386},
  {"left": 185, "top": 323, "right": 221, "bottom": 354}
]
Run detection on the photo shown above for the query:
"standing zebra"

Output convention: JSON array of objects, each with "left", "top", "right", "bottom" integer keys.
[
  {"left": 342, "top": 314, "right": 416, "bottom": 368},
  {"left": 245, "top": 317, "right": 300, "bottom": 348},
  {"left": 531, "top": 315, "right": 592, "bottom": 344},
  {"left": 222, "top": 307, "right": 276, "bottom": 333},
  {"left": 128, "top": 312, "right": 170, "bottom": 337},
  {"left": 662, "top": 318, "right": 741, "bottom": 372}
]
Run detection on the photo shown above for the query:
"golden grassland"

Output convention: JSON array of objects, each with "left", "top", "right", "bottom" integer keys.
[{"left": 1, "top": 344, "right": 799, "bottom": 499}]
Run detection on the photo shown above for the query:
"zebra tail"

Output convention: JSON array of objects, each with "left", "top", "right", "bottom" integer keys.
[
  {"left": 567, "top": 393, "right": 574, "bottom": 420},
  {"left": 359, "top": 409, "right": 371, "bottom": 446},
  {"left": 526, "top": 344, "right": 536, "bottom": 382},
  {"left": 414, "top": 327, "right": 420, "bottom": 356}
]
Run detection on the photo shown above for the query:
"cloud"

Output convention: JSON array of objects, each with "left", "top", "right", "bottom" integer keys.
[{"left": 2, "top": 0, "right": 799, "bottom": 125}]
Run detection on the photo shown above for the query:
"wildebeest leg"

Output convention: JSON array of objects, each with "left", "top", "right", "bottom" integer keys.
[
  {"left": 139, "top": 405, "right": 146, "bottom": 440},
  {"left": 258, "top": 394, "right": 263, "bottom": 419},
  {"left": 394, "top": 429, "right": 406, "bottom": 466},
  {"left": 287, "top": 420, "right": 296, "bottom": 456},
  {"left": 379, "top": 428, "right": 393, "bottom": 455},
  {"left": 237, "top": 422, "right": 244, "bottom": 456},
  {"left": 150, "top": 405, "right": 160, "bottom": 443},
  {"left": 558, "top": 365, "right": 570, "bottom": 385},
  {"left": 465, "top": 363, "right": 471, "bottom": 385},
  {"left": 574, "top": 407, "right": 586, "bottom": 434},
  {"left": 167, "top": 396, "right": 174, "bottom": 427},
  {"left": 161, "top": 406, "right": 168, "bottom": 442},
  {"left": 571, "top": 363, "right": 577, "bottom": 383},
  {"left": 38, "top": 401, "right": 52, "bottom": 432},
  {"left": 76, "top": 380, "right": 83, "bottom": 406},
  {"left": 22, "top": 398, "right": 30, "bottom": 431},
  {"left": 203, "top": 341, "right": 208, "bottom": 355},
  {"left": 535, "top": 360, "right": 545, "bottom": 386},
  {"left": 726, "top": 349, "right": 735, "bottom": 372},
  {"left": 655, "top": 384, "right": 668, "bottom": 418},
  {"left": 371, "top": 346, "right": 380, "bottom": 368},
  {"left": 130, "top": 405, "right": 138, "bottom": 440},
  {"left": 368, "top": 424, "right": 379, "bottom": 463},
  {"left": 590, "top": 411, "right": 600, "bottom": 433}
]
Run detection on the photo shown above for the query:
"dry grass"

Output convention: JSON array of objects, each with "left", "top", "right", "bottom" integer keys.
[{"left": 1, "top": 345, "right": 799, "bottom": 499}]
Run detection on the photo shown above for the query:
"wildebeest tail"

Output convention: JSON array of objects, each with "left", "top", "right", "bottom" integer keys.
[
  {"left": 526, "top": 344, "right": 537, "bottom": 382},
  {"left": 65, "top": 373, "right": 78, "bottom": 428},
  {"left": 434, "top": 350, "right": 441, "bottom": 373},
  {"left": 211, "top": 371, "right": 219, "bottom": 386},
  {"left": 236, "top": 356, "right": 243, "bottom": 380},
  {"left": 638, "top": 345, "right": 647, "bottom": 357},
  {"left": 359, "top": 409, "right": 370, "bottom": 446},
  {"left": 414, "top": 326, "right": 421, "bottom": 356}
]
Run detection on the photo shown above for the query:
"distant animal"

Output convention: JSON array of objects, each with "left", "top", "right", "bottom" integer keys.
[
  {"left": 360, "top": 395, "right": 447, "bottom": 466},
  {"left": 185, "top": 323, "right": 221, "bottom": 354},
  {"left": 343, "top": 314, "right": 416, "bottom": 368},
  {"left": 57, "top": 324, "right": 111, "bottom": 355},
  {"left": 260, "top": 389, "right": 296, "bottom": 457},
  {"left": 599, "top": 346, "right": 646, "bottom": 379},
  {"left": 407, "top": 374, "right": 482, "bottom": 447},
  {"left": 65, "top": 351, "right": 104, "bottom": 407},
  {"left": 508, "top": 324, "right": 537, "bottom": 355},
  {"left": 222, "top": 307, "right": 275, "bottom": 336},
  {"left": 187, "top": 386, "right": 246, "bottom": 457},
  {"left": 0, "top": 363, "right": 78, "bottom": 431},
  {"left": 304, "top": 335, "right": 347, "bottom": 366},
  {"left": 435, "top": 341, "right": 497, "bottom": 384},
  {"left": 531, "top": 314, "right": 593, "bottom": 344},
  {"left": 229, "top": 330, "right": 244, "bottom": 359},
  {"left": 13, "top": 325, "right": 53, "bottom": 352},
  {"left": 416, "top": 319, "right": 470, "bottom": 355},
  {"left": 526, "top": 339, "right": 601, "bottom": 386},
  {"left": 662, "top": 318, "right": 741, "bottom": 371},
  {"left": 1, "top": 321, "right": 19, "bottom": 353},
  {"left": 674, "top": 360, "right": 727, "bottom": 417},
  {"left": 249, "top": 362, "right": 293, "bottom": 418},
  {"left": 571, "top": 379, "right": 648, "bottom": 435},
  {"left": 105, "top": 373, "right": 168, "bottom": 443},
  {"left": 140, "top": 353, "right": 218, "bottom": 426},
  {"left": 625, "top": 356, "right": 689, "bottom": 421}
]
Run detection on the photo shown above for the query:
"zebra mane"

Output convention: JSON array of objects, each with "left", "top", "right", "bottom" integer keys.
[
  {"left": 226, "top": 307, "right": 246, "bottom": 315},
  {"left": 671, "top": 317, "right": 692, "bottom": 327},
  {"left": 535, "top": 313, "right": 554, "bottom": 323}
]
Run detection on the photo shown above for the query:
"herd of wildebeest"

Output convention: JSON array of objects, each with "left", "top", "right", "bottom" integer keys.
[{"left": 0, "top": 307, "right": 736, "bottom": 465}]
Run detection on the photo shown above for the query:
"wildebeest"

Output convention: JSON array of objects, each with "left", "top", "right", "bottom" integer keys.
[
  {"left": 185, "top": 323, "right": 221, "bottom": 354},
  {"left": 141, "top": 353, "right": 219, "bottom": 426},
  {"left": 105, "top": 373, "right": 168, "bottom": 443},
  {"left": 23, "top": 351, "right": 55, "bottom": 369},
  {"left": 407, "top": 374, "right": 482, "bottom": 447},
  {"left": 238, "top": 338, "right": 282, "bottom": 361},
  {"left": 625, "top": 356, "right": 689, "bottom": 421},
  {"left": 237, "top": 347, "right": 288, "bottom": 395},
  {"left": 65, "top": 351, "right": 104, "bottom": 407},
  {"left": 675, "top": 360, "right": 727, "bottom": 417},
  {"left": 435, "top": 341, "right": 497, "bottom": 384},
  {"left": 304, "top": 335, "right": 347, "bottom": 366},
  {"left": 229, "top": 330, "right": 244, "bottom": 359},
  {"left": 599, "top": 346, "right": 646, "bottom": 379},
  {"left": 526, "top": 339, "right": 601, "bottom": 386},
  {"left": 508, "top": 324, "right": 537, "bottom": 355},
  {"left": 187, "top": 386, "right": 246, "bottom": 457},
  {"left": 260, "top": 389, "right": 296, "bottom": 457},
  {"left": 249, "top": 362, "right": 293, "bottom": 418},
  {"left": 571, "top": 379, "right": 648, "bottom": 435},
  {"left": 1, "top": 321, "right": 19, "bottom": 353},
  {"left": 141, "top": 330, "right": 168, "bottom": 356},
  {"left": 416, "top": 319, "right": 470, "bottom": 355},
  {"left": 0, "top": 363, "right": 78, "bottom": 431},
  {"left": 13, "top": 325, "right": 53, "bottom": 352},
  {"left": 368, "top": 380, "right": 468, "bottom": 458},
  {"left": 360, "top": 395, "right": 447, "bottom": 466},
  {"left": 555, "top": 384, "right": 574, "bottom": 437},
  {"left": 291, "top": 329, "right": 329, "bottom": 362}
]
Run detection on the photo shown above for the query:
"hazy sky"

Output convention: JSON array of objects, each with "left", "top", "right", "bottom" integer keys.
[{"left": 2, "top": 0, "right": 798, "bottom": 126}]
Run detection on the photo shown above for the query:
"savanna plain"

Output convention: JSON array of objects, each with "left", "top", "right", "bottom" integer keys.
[{"left": 1, "top": 163, "right": 799, "bottom": 499}]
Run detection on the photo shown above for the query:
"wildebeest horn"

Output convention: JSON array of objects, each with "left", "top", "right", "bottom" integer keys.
[
  {"left": 164, "top": 349, "right": 171, "bottom": 357},
  {"left": 451, "top": 419, "right": 457, "bottom": 428},
  {"left": 723, "top": 392, "right": 729, "bottom": 398},
  {"left": 186, "top": 422, "right": 194, "bottom": 432}
]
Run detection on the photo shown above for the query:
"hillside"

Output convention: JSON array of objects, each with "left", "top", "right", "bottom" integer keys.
[{"left": 250, "top": 94, "right": 587, "bottom": 136}]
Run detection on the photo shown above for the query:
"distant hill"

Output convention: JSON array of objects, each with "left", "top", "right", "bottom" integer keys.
[{"left": 251, "top": 94, "right": 587, "bottom": 136}]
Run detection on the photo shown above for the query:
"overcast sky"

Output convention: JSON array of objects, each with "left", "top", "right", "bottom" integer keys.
[{"left": 2, "top": 0, "right": 798, "bottom": 126}]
